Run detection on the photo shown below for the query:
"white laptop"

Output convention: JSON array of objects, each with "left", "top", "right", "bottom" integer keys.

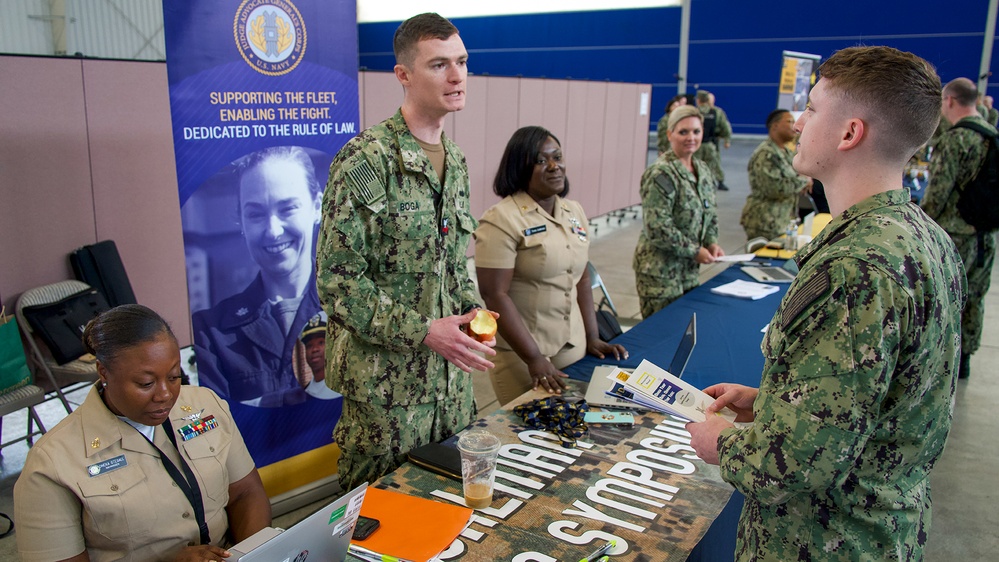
[
  {"left": 585, "top": 313, "right": 696, "bottom": 409},
  {"left": 225, "top": 483, "right": 367, "bottom": 562},
  {"left": 741, "top": 258, "right": 798, "bottom": 283}
]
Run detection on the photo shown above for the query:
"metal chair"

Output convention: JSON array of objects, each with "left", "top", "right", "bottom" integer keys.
[
  {"left": 15, "top": 280, "right": 100, "bottom": 414},
  {"left": 587, "top": 261, "right": 618, "bottom": 316},
  {"left": 0, "top": 384, "right": 48, "bottom": 457}
]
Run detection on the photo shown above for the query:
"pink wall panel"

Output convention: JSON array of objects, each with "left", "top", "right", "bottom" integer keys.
[
  {"left": 599, "top": 83, "right": 631, "bottom": 214},
  {"left": 612, "top": 83, "right": 640, "bottom": 211},
  {"left": 357, "top": 74, "right": 366, "bottom": 131},
  {"left": 482, "top": 76, "right": 521, "bottom": 212},
  {"left": 517, "top": 78, "right": 545, "bottom": 130},
  {"left": 453, "top": 75, "right": 489, "bottom": 220},
  {"left": 361, "top": 71, "right": 403, "bottom": 129},
  {"left": 563, "top": 81, "right": 594, "bottom": 217},
  {"left": 579, "top": 83, "right": 608, "bottom": 218},
  {"left": 630, "top": 84, "right": 653, "bottom": 208},
  {"left": 541, "top": 80, "right": 570, "bottom": 143},
  {"left": 82, "top": 60, "right": 193, "bottom": 346},
  {"left": 0, "top": 57, "right": 94, "bottom": 313}
]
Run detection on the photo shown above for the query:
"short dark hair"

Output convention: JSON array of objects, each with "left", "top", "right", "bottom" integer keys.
[
  {"left": 766, "top": 109, "right": 791, "bottom": 130},
  {"left": 818, "top": 46, "right": 941, "bottom": 163},
  {"left": 943, "top": 77, "right": 978, "bottom": 108},
  {"left": 666, "top": 94, "right": 687, "bottom": 113},
  {"left": 83, "top": 305, "right": 176, "bottom": 369},
  {"left": 393, "top": 13, "right": 459, "bottom": 67},
  {"left": 493, "top": 126, "right": 570, "bottom": 198}
]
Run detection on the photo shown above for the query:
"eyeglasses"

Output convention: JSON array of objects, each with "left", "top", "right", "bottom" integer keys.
[{"left": 535, "top": 153, "right": 564, "bottom": 168}]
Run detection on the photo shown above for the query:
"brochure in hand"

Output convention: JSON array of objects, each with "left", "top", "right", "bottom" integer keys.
[{"left": 605, "top": 359, "right": 737, "bottom": 423}]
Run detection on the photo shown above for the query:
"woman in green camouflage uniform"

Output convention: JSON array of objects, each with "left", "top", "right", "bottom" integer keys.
[{"left": 633, "top": 105, "right": 724, "bottom": 318}]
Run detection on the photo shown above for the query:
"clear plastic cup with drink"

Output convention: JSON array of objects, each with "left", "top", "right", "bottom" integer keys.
[{"left": 456, "top": 429, "right": 501, "bottom": 509}]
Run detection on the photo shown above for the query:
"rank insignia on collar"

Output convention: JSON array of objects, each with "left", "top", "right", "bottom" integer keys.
[
  {"left": 177, "top": 415, "right": 218, "bottom": 442},
  {"left": 91, "top": 437, "right": 101, "bottom": 449},
  {"left": 181, "top": 405, "right": 193, "bottom": 413}
]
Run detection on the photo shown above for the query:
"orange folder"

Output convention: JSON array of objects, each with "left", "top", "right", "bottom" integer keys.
[{"left": 351, "top": 487, "right": 474, "bottom": 562}]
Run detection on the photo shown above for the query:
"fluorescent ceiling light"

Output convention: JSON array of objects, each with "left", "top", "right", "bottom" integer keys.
[{"left": 357, "top": 1, "right": 680, "bottom": 23}]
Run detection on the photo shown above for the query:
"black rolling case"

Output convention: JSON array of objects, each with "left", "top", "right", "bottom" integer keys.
[{"left": 69, "top": 240, "right": 137, "bottom": 307}]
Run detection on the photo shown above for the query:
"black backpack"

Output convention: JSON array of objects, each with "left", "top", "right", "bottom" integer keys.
[{"left": 948, "top": 120, "right": 999, "bottom": 265}]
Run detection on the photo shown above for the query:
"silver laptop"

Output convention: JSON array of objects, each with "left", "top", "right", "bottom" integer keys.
[
  {"left": 585, "top": 313, "right": 697, "bottom": 409},
  {"left": 225, "top": 483, "right": 367, "bottom": 562},
  {"left": 741, "top": 259, "right": 798, "bottom": 283}
]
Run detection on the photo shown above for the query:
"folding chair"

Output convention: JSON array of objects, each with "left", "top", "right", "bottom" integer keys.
[
  {"left": 16, "top": 280, "right": 100, "bottom": 414},
  {"left": 587, "top": 261, "right": 618, "bottom": 316},
  {"left": 0, "top": 384, "right": 48, "bottom": 457}
]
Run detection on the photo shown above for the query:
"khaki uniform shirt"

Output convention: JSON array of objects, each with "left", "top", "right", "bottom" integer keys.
[
  {"left": 718, "top": 189, "right": 965, "bottom": 561},
  {"left": 474, "top": 191, "right": 590, "bottom": 356},
  {"left": 316, "top": 109, "right": 480, "bottom": 407},
  {"left": 14, "top": 384, "right": 255, "bottom": 562}
]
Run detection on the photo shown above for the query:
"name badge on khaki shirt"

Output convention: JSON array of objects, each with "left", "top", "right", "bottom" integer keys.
[
  {"left": 524, "top": 225, "right": 547, "bottom": 236},
  {"left": 88, "top": 455, "right": 127, "bottom": 477}
]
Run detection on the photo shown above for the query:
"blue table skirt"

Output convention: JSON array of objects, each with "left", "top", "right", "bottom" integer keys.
[{"left": 564, "top": 262, "right": 788, "bottom": 562}]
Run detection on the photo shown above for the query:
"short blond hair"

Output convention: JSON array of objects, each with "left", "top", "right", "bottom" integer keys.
[{"left": 667, "top": 105, "right": 703, "bottom": 131}]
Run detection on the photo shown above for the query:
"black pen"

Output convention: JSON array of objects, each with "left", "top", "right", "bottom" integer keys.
[{"left": 579, "top": 539, "right": 616, "bottom": 562}]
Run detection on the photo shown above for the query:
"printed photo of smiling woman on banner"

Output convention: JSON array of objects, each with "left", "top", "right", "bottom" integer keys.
[{"left": 163, "top": 0, "right": 358, "bottom": 474}]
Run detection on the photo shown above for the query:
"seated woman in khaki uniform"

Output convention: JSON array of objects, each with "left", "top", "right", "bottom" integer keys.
[
  {"left": 475, "top": 126, "right": 628, "bottom": 406},
  {"left": 14, "top": 305, "right": 271, "bottom": 562}
]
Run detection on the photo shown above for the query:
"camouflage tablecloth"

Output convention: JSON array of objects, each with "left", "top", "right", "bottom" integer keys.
[{"left": 360, "top": 381, "right": 734, "bottom": 562}]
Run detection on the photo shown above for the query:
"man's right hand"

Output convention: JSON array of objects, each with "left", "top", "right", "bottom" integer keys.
[
  {"left": 702, "top": 383, "right": 758, "bottom": 422},
  {"left": 423, "top": 309, "right": 497, "bottom": 373}
]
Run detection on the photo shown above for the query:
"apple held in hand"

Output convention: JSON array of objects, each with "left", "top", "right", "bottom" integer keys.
[{"left": 468, "top": 309, "right": 498, "bottom": 342}]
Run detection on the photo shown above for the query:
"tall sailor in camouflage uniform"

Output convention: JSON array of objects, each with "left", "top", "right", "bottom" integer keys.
[
  {"left": 316, "top": 13, "right": 496, "bottom": 492},
  {"left": 922, "top": 77, "right": 997, "bottom": 379},
  {"left": 740, "top": 109, "right": 812, "bottom": 240},
  {"left": 686, "top": 47, "right": 965, "bottom": 561},
  {"left": 633, "top": 105, "right": 724, "bottom": 319},
  {"left": 694, "top": 90, "right": 733, "bottom": 190}
]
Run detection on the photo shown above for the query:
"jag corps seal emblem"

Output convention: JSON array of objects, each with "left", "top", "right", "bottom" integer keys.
[{"left": 234, "top": 0, "right": 307, "bottom": 76}]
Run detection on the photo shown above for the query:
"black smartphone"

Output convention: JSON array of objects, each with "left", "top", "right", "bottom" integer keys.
[{"left": 352, "top": 516, "right": 380, "bottom": 540}]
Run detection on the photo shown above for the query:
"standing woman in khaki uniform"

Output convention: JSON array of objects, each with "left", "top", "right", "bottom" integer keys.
[
  {"left": 475, "top": 126, "right": 627, "bottom": 406},
  {"left": 14, "top": 305, "right": 270, "bottom": 562}
]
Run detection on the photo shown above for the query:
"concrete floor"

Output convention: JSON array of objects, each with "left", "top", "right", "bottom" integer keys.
[{"left": 1, "top": 137, "right": 996, "bottom": 560}]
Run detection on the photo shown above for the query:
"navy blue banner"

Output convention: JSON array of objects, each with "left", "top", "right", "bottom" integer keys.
[{"left": 164, "top": 0, "right": 357, "bottom": 466}]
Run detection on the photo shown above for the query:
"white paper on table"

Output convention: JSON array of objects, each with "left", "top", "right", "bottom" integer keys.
[
  {"left": 712, "top": 253, "right": 759, "bottom": 262},
  {"left": 710, "top": 280, "right": 780, "bottom": 300}
]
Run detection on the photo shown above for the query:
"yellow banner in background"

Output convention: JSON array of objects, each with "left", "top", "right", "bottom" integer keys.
[
  {"left": 258, "top": 443, "right": 340, "bottom": 498},
  {"left": 780, "top": 58, "right": 799, "bottom": 94}
]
